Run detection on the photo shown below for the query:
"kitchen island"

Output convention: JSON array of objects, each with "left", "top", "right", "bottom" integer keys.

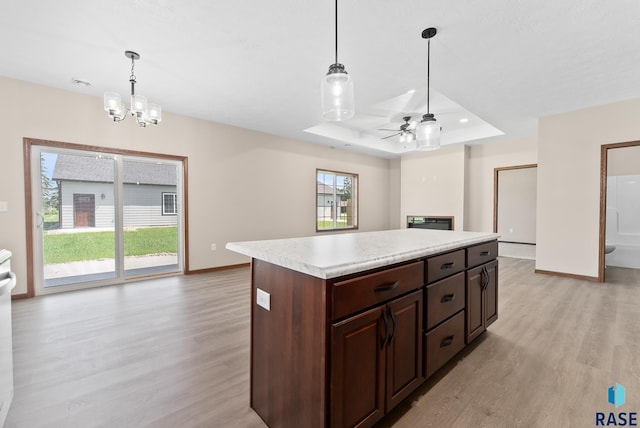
[{"left": 227, "top": 229, "right": 499, "bottom": 428}]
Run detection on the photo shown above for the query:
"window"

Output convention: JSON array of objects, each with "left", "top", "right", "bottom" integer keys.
[
  {"left": 316, "top": 169, "right": 358, "bottom": 231},
  {"left": 162, "top": 192, "right": 177, "bottom": 215}
]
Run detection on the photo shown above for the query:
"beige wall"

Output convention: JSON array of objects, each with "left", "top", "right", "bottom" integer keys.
[
  {"left": 465, "top": 137, "right": 538, "bottom": 233},
  {"left": 400, "top": 145, "right": 466, "bottom": 230},
  {"left": 537, "top": 98, "right": 640, "bottom": 278},
  {"left": 0, "top": 76, "right": 391, "bottom": 295}
]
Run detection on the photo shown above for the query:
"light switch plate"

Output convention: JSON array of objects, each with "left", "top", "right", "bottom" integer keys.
[
  {"left": 256, "top": 288, "right": 270, "bottom": 311},
  {"left": 0, "top": 201, "right": 7, "bottom": 212}
]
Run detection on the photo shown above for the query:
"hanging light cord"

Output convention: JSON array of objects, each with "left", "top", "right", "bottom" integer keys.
[
  {"left": 427, "top": 37, "right": 431, "bottom": 115},
  {"left": 334, "top": 0, "right": 338, "bottom": 64}
]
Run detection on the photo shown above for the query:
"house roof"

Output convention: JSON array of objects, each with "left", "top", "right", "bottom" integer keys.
[
  {"left": 317, "top": 182, "right": 343, "bottom": 195},
  {"left": 52, "top": 154, "right": 177, "bottom": 186}
]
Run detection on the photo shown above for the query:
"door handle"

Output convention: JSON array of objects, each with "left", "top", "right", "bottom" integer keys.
[
  {"left": 381, "top": 308, "right": 389, "bottom": 349},
  {"left": 36, "top": 211, "right": 45, "bottom": 229},
  {"left": 388, "top": 307, "right": 396, "bottom": 344}
]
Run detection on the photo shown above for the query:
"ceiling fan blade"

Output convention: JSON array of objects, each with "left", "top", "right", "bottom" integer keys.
[
  {"left": 377, "top": 128, "right": 400, "bottom": 131},
  {"left": 382, "top": 132, "right": 401, "bottom": 139}
]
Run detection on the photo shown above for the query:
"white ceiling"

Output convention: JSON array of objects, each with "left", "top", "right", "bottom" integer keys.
[{"left": 1, "top": 0, "right": 639, "bottom": 158}]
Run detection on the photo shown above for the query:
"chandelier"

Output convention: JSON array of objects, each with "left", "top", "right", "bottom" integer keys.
[{"left": 104, "top": 51, "right": 161, "bottom": 127}]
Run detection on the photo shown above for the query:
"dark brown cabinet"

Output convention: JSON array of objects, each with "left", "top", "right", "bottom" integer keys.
[
  {"left": 465, "top": 259, "right": 498, "bottom": 344},
  {"left": 330, "top": 290, "right": 423, "bottom": 428},
  {"left": 247, "top": 238, "right": 498, "bottom": 428}
]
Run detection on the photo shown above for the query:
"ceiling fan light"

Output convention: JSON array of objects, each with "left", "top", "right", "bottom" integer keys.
[
  {"left": 321, "top": 64, "right": 354, "bottom": 121},
  {"left": 415, "top": 116, "right": 441, "bottom": 151}
]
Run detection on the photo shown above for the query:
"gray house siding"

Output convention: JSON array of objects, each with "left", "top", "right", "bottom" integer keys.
[
  {"left": 54, "top": 154, "right": 179, "bottom": 229},
  {"left": 123, "top": 184, "right": 178, "bottom": 227},
  {"left": 59, "top": 181, "right": 177, "bottom": 229}
]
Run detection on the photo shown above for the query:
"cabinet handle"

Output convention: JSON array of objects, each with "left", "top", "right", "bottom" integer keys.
[
  {"left": 440, "top": 262, "right": 455, "bottom": 270},
  {"left": 440, "top": 294, "right": 455, "bottom": 303},
  {"left": 481, "top": 266, "right": 490, "bottom": 290},
  {"left": 381, "top": 309, "right": 389, "bottom": 349},
  {"left": 374, "top": 281, "right": 399, "bottom": 293},
  {"left": 440, "top": 336, "right": 455, "bottom": 347},
  {"left": 480, "top": 251, "right": 490, "bottom": 256},
  {"left": 388, "top": 307, "right": 396, "bottom": 344}
]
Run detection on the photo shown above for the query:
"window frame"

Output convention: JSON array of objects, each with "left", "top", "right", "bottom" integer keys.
[
  {"left": 162, "top": 192, "right": 178, "bottom": 216},
  {"left": 316, "top": 169, "right": 358, "bottom": 232}
]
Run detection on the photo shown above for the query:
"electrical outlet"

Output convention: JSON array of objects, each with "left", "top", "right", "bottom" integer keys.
[
  {"left": 210, "top": 243, "right": 216, "bottom": 251},
  {"left": 256, "top": 288, "right": 270, "bottom": 311}
]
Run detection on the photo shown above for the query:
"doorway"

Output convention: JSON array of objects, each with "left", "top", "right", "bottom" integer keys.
[
  {"left": 24, "top": 138, "right": 188, "bottom": 296},
  {"left": 73, "top": 194, "right": 95, "bottom": 227},
  {"left": 599, "top": 140, "right": 640, "bottom": 281},
  {"left": 493, "top": 164, "right": 537, "bottom": 259}
]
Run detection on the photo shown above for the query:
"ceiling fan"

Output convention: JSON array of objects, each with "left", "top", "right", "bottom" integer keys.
[{"left": 378, "top": 116, "right": 418, "bottom": 141}]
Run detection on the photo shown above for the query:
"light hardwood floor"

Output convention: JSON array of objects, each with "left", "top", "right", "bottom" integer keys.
[{"left": 6, "top": 258, "right": 640, "bottom": 427}]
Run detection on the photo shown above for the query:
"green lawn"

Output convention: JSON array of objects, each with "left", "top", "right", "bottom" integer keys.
[{"left": 44, "top": 226, "right": 178, "bottom": 264}]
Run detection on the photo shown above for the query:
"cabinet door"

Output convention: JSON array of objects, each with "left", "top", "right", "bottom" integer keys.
[
  {"left": 465, "top": 261, "right": 499, "bottom": 344},
  {"left": 465, "top": 264, "right": 485, "bottom": 344},
  {"left": 331, "top": 306, "right": 386, "bottom": 428},
  {"left": 385, "top": 290, "right": 424, "bottom": 411},
  {"left": 484, "top": 260, "right": 498, "bottom": 327}
]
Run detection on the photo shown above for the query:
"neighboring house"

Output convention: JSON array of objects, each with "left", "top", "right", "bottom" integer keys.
[
  {"left": 317, "top": 181, "right": 345, "bottom": 219},
  {"left": 52, "top": 154, "right": 178, "bottom": 229}
]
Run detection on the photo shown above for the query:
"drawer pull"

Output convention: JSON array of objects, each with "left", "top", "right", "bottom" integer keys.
[
  {"left": 480, "top": 251, "right": 490, "bottom": 256},
  {"left": 440, "top": 262, "right": 455, "bottom": 270},
  {"left": 440, "top": 336, "right": 455, "bottom": 348},
  {"left": 440, "top": 293, "right": 455, "bottom": 303},
  {"left": 374, "top": 281, "right": 399, "bottom": 293}
]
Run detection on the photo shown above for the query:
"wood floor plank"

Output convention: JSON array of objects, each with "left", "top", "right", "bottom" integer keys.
[{"left": 5, "top": 258, "right": 640, "bottom": 427}]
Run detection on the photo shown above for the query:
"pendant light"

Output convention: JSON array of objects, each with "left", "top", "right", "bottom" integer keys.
[
  {"left": 104, "top": 51, "right": 162, "bottom": 127},
  {"left": 415, "top": 28, "right": 441, "bottom": 151},
  {"left": 321, "top": 0, "right": 354, "bottom": 121}
]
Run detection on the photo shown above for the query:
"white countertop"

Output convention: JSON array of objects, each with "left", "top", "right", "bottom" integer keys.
[{"left": 226, "top": 229, "right": 499, "bottom": 279}]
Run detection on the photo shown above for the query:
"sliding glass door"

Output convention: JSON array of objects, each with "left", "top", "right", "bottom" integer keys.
[{"left": 31, "top": 143, "right": 184, "bottom": 295}]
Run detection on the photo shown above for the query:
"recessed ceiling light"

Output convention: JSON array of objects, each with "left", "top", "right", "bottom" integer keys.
[
  {"left": 459, "top": 118, "right": 469, "bottom": 123},
  {"left": 406, "top": 89, "right": 416, "bottom": 94},
  {"left": 72, "top": 78, "right": 91, "bottom": 87}
]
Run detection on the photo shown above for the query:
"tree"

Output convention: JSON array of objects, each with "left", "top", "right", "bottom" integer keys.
[{"left": 40, "top": 154, "right": 58, "bottom": 213}]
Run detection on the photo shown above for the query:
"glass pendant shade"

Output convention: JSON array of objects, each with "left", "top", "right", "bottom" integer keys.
[
  {"left": 321, "top": 64, "right": 355, "bottom": 121},
  {"left": 147, "top": 103, "right": 162, "bottom": 124},
  {"left": 131, "top": 94, "right": 148, "bottom": 117},
  {"left": 415, "top": 115, "right": 441, "bottom": 151},
  {"left": 104, "top": 92, "right": 122, "bottom": 113}
]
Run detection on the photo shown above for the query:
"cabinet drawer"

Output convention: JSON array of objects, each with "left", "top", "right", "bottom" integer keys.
[
  {"left": 426, "top": 249, "right": 465, "bottom": 284},
  {"left": 425, "top": 272, "right": 465, "bottom": 330},
  {"left": 332, "top": 261, "right": 424, "bottom": 320},
  {"left": 467, "top": 240, "right": 498, "bottom": 269},
  {"left": 424, "top": 310, "right": 465, "bottom": 378}
]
